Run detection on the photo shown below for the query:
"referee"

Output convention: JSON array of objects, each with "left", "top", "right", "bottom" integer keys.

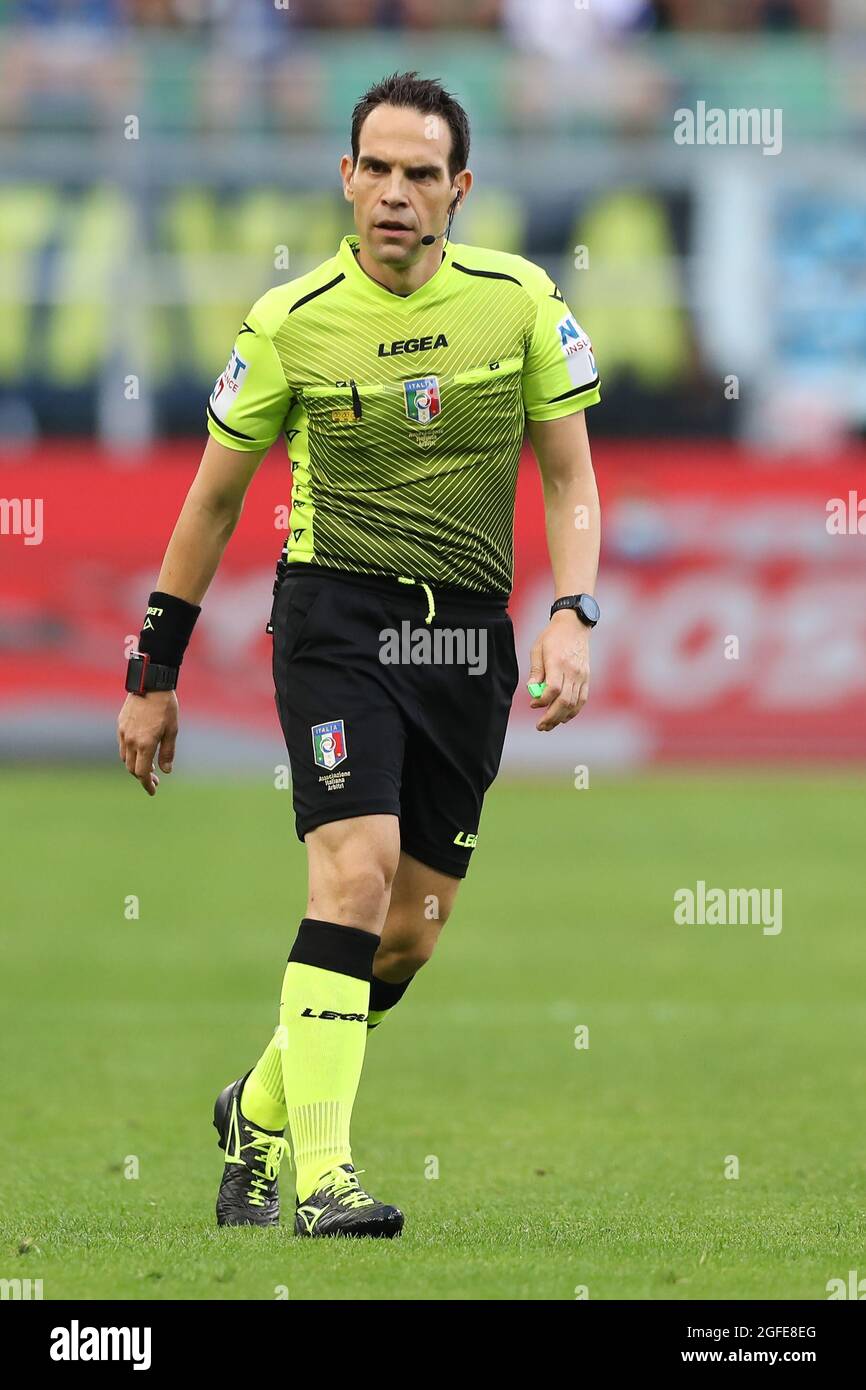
[{"left": 117, "top": 72, "right": 601, "bottom": 1238}]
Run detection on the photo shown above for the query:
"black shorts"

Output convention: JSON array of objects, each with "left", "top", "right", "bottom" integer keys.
[{"left": 271, "top": 564, "right": 520, "bottom": 878}]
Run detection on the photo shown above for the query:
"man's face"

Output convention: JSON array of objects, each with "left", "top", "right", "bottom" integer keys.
[{"left": 341, "top": 104, "right": 463, "bottom": 267}]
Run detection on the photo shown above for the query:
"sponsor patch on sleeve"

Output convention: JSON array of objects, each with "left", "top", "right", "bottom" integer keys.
[
  {"left": 556, "top": 314, "right": 597, "bottom": 388},
  {"left": 209, "top": 347, "right": 249, "bottom": 424}
]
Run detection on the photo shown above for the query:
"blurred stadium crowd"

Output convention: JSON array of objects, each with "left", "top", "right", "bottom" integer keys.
[
  {"left": 0, "top": 1, "right": 844, "bottom": 134},
  {"left": 0, "top": 0, "right": 838, "bottom": 43},
  {"left": 0, "top": 1, "right": 863, "bottom": 447}
]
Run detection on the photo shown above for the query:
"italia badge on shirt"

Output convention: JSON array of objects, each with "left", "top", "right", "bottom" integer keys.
[
  {"left": 403, "top": 376, "right": 441, "bottom": 425},
  {"left": 312, "top": 719, "right": 348, "bottom": 770}
]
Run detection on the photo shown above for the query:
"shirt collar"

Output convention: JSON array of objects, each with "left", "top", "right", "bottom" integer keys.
[{"left": 338, "top": 234, "right": 454, "bottom": 307}]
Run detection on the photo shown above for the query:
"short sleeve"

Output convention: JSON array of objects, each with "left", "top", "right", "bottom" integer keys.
[
  {"left": 206, "top": 310, "right": 292, "bottom": 452},
  {"left": 522, "top": 278, "right": 601, "bottom": 422}
]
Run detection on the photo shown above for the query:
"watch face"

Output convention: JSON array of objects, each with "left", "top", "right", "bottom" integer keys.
[{"left": 578, "top": 594, "right": 600, "bottom": 624}]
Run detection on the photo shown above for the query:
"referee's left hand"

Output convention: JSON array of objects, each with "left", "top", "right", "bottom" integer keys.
[
  {"left": 117, "top": 690, "right": 178, "bottom": 795},
  {"left": 527, "top": 612, "right": 590, "bottom": 731}
]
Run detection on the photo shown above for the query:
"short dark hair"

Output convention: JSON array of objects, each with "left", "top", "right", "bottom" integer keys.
[{"left": 350, "top": 71, "right": 470, "bottom": 181}]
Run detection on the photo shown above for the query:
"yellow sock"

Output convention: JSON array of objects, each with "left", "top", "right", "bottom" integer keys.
[
  {"left": 279, "top": 918, "right": 378, "bottom": 1201},
  {"left": 241, "top": 1031, "right": 287, "bottom": 1132}
]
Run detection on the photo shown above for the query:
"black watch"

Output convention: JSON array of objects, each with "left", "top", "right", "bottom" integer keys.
[
  {"left": 125, "top": 652, "right": 179, "bottom": 695},
  {"left": 550, "top": 593, "right": 600, "bottom": 628}
]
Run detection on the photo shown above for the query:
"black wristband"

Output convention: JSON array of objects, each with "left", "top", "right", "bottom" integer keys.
[{"left": 137, "top": 590, "right": 201, "bottom": 669}]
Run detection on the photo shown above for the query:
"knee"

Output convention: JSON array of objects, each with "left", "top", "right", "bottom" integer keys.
[
  {"left": 312, "top": 854, "right": 398, "bottom": 931},
  {"left": 375, "top": 939, "right": 436, "bottom": 984},
  {"left": 374, "top": 935, "right": 436, "bottom": 981}
]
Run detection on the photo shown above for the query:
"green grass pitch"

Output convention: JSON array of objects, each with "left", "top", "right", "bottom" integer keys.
[{"left": 1, "top": 767, "right": 863, "bottom": 1301}]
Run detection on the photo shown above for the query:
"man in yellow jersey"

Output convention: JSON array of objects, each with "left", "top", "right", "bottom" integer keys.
[{"left": 117, "top": 71, "right": 601, "bottom": 1238}]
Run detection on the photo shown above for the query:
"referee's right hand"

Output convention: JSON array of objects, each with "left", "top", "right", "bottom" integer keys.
[{"left": 117, "top": 691, "right": 178, "bottom": 797}]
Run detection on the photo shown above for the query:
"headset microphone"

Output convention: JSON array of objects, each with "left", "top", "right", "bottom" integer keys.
[{"left": 420, "top": 191, "right": 462, "bottom": 246}]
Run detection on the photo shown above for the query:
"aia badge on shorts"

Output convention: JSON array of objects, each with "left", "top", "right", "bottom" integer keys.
[
  {"left": 312, "top": 719, "right": 348, "bottom": 770},
  {"left": 403, "top": 376, "right": 441, "bottom": 425}
]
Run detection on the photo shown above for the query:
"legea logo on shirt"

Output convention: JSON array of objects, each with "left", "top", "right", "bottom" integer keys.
[{"left": 210, "top": 348, "right": 249, "bottom": 423}]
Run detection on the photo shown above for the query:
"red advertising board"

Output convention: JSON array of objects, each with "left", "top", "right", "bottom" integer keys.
[{"left": 1, "top": 440, "right": 864, "bottom": 768}]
